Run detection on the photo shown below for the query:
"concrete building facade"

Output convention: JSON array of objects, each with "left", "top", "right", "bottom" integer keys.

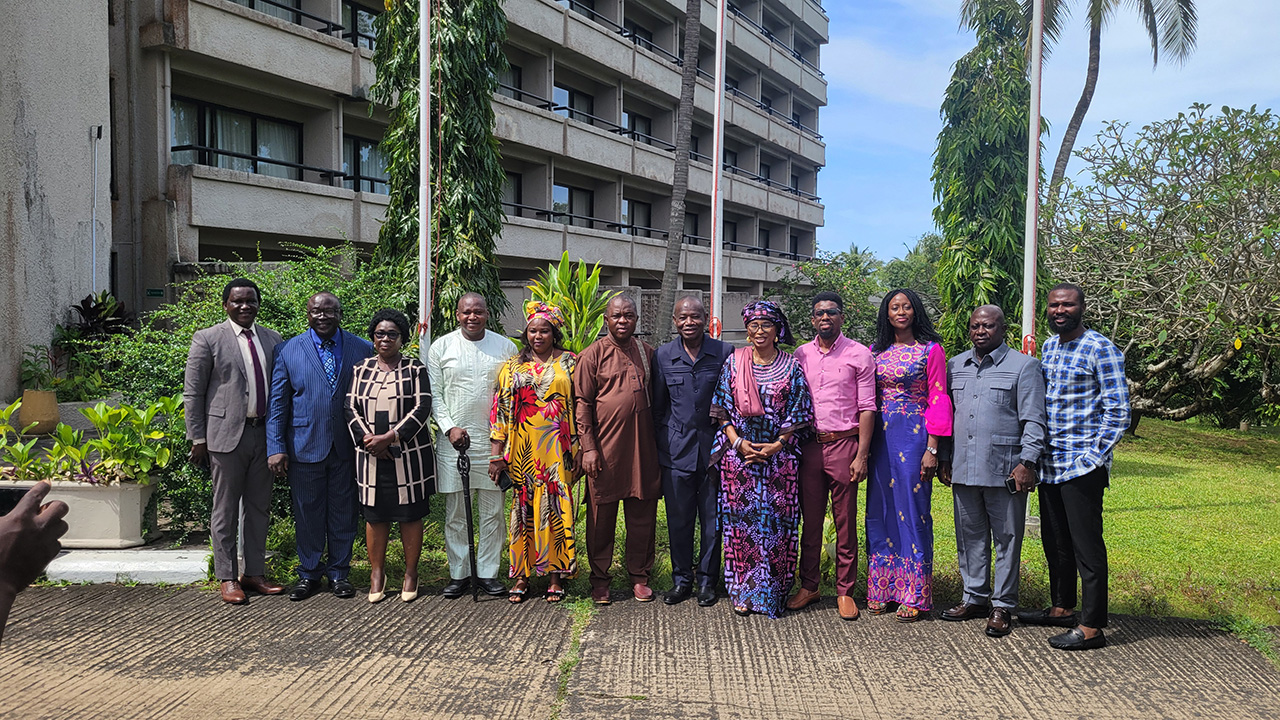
[{"left": 2, "top": 0, "right": 825, "bottom": 397}]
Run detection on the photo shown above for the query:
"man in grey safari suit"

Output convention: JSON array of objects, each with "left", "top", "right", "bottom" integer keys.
[
  {"left": 939, "top": 305, "right": 1047, "bottom": 637},
  {"left": 184, "top": 278, "right": 286, "bottom": 604}
]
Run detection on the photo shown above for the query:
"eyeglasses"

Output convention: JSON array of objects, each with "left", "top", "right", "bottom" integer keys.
[
  {"left": 373, "top": 331, "right": 401, "bottom": 340},
  {"left": 746, "top": 321, "right": 776, "bottom": 333},
  {"left": 811, "top": 308, "right": 842, "bottom": 318},
  {"left": 309, "top": 308, "right": 339, "bottom": 318}
]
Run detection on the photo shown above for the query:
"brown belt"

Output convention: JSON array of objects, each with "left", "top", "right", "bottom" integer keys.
[{"left": 816, "top": 428, "right": 858, "bottom": 444}]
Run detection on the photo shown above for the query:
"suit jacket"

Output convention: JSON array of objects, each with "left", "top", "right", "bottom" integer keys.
[
  {"left": 184, "top": 320, "right": 284, "bottom": 454},
  {"left": 651, "top": 335, "right": 733, "bottom": 472},
  {"left": 267, "top": 328, "right": 374, "bottom": 463}
]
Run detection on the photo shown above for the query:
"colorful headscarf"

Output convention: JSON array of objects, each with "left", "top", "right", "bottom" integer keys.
[
  {"left": 741, "top": 300, "right": 794, "bottom": 346},
  {"left": 524, "top": 300, "right": 566, "bottom": 329}
]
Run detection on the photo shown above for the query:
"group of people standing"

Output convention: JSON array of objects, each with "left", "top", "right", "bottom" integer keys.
[{"left": 183, "top": 275, "right": 1128, "bottom": 652}]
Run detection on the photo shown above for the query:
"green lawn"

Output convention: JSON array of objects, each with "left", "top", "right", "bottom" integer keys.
[{"left": 267, "top": 418, "right": 1280, "bottom": 626}]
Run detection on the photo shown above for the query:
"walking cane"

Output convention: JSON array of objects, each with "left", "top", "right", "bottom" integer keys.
[{"left": 457, "top": 451, "right": 480, "bottom": 602}]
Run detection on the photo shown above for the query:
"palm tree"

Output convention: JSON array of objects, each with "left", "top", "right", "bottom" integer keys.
[
  {"left": 962, "top": 0, "right": 1198, "bottom": 196},
  {"left": 655, "top": 0, "right": 703, "bottom": 344}
]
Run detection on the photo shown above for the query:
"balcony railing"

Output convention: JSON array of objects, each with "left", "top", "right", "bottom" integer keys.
[
  {"left": 170, "top": 145, "right": 388, "bottom": 192},
  {"left": 726, "top": 3, "right": 824, "bottom": 78},
  {"left": 501, "top": 200, "right": 813, "bottom": 261},
  {"left": 232, "top": 0, "right": 381, "bottom": 51}
]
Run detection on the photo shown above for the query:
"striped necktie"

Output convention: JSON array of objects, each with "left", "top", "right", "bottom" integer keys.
[{"left": 320, "top": 338, "right": 338, "bottom": 387}]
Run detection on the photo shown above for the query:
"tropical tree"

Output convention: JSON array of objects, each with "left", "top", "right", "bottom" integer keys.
[
  {"left": 767, "top": 247, "right": 882, "bottom": 345},
  {"left": 962, "top": 0, "right": 1198, "bottom": 198},
  {"left": 933, "top": 0, "right": 1041, "bottom": 351},
  {"left": 876, "top": 232, "right": 944, "bottom": 318},
  {"left": 369, "top": 0, "right": 510, "bottom": 335},
  {"left": 654, "top": 0, "right": 703, "bottom": 343},
  {"left": 1047, "top": 104, "right": 1280, "bottom": 423}
]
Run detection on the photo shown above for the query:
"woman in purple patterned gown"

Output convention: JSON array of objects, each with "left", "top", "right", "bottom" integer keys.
[
  {"left": 865, "top": 289, "right": 953, "bottom": 622},
  {"left": 711, "top": 301, "right": 814, "bottom": 618}
]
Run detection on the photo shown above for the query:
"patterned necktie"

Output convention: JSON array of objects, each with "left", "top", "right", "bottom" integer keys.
[
  {"left": 242, "top": 329, "right": 268, "bottom": 418},
  {"left": 320, "top": 338, "right": 338, "bottom": 387}
]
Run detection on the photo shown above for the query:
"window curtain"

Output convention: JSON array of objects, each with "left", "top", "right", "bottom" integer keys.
[
  {"left": 170, "top": 99, "right": 198, "bottom": 165},
  {"left": 257, "top": 119, "right": 300, "bottom": 180},
  {"left": 212, "top": 109, "right": 253, "bottom": 173}
]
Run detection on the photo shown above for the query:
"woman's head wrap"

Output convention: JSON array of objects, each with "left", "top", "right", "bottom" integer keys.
[
  {"left": 524, "top": 301, "right": 566, "bottom": 329},
  {"left": 741, "top": 300, "right": 793, "bottom": 346}
]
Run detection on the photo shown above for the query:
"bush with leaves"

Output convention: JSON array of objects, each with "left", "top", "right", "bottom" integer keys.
[
  {"left": 527, "top": 252, "right": 617, "bottom": 353},
  {"left": 767, "top": 248, "right": 883, "bottom": 345}
]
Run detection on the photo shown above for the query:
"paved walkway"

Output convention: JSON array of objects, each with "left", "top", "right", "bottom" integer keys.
[{"left": 1, "top": 586, "right": 1277, "bottom": 719}]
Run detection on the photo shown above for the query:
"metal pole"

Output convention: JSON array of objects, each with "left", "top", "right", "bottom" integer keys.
[
  {"left": 91, "top": 125, "right": 102, "bottom": 294},
  {"left": 418, "top": 0, "right": 433, "bottom": 357},
  {"left": 708, "top": 1, "right": 728, "bottom": 339},
  {"left": 1021, "top": 0, "right": 1045, "bottom": 357}
]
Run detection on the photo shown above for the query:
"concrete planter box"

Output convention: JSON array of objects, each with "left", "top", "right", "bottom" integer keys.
[{"left": 0, "top": 479, "right": 153, "bottom": 548}]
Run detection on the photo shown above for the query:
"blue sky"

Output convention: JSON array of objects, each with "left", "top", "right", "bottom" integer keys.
[{"left": 815, "top": 0, "right": 1280, "bottom": 261}]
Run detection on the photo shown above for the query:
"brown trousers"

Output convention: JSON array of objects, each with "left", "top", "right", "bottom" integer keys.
[
  {"left": 797, "top": 436, "right": 860, "bottom": 596},
  {"left": 586, "top": 496, "right": 659, "bottom": 591}
]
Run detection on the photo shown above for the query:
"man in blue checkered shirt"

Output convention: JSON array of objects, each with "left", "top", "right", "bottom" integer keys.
[{"left": 1017, "top": 283, "right": 1130, "bottom": 651}]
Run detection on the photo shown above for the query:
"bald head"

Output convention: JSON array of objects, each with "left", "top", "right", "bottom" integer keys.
[
  {"left": 674, "top": 296, "right": 705, "bottom": 316},
  {"left": 673, "top": 295, "right": 708, "bottom": 344},
  {"left": 968, "top": 305, "right": 1006, "bottom": 357},
  {"left": 605, "top": 294, "right": 638, "bottom": 342},
  {"left": 456, "top": 292, "right": 490, "bottom": 340}
]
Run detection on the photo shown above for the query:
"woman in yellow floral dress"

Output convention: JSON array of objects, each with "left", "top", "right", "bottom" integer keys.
[{"left": 489, "top": 302, "right": 579, "bottom": 603}]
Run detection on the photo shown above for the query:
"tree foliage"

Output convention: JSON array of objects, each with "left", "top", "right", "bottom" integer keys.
[
  {"left": 877, "top": 232, "right": 944, "bottom": 318},
  {"left": 527, "top": 253, "right": 618, "bottom": 354},
  {"left": 767, "top": 248, "right": 882, "bottom": 345},
  {"left": 370, "top": 0, "right": 510, "bottom": 335},
  {"left": 1047, "top": 103, "right": 1280, "bottom": 421},
  {"left": 933, "top": 0, "right": 1041, "bottom": 351}
]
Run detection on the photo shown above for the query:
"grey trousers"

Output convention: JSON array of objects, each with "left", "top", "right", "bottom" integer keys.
[
  {"left": 952, "top": 483, "right": 1027, "bottom": 608},
  {"left": 443, "top": 488, "right": 506, "bottom": 580},
  {"left": 209, "top": 424, "right": 273, "bottom": 581}
]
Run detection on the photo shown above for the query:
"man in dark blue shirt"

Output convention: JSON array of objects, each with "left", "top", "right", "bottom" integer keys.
[{"left": 651, "top": 296, "right": 732, "bottom": 606}]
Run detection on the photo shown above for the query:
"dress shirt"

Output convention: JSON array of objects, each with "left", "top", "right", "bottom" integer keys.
[
  {"left": 1041, "top": 328, "right": 1131, "bottom": 484},
  {"left": 228, "top": 319, "right": 270, "bottom": 418},
  {"left": 651, "top": 335, "right": 732, "bottom": 471},
  {"left": 309, "top": 328, "right": 343, "bottom": 374},
  {"left": 793, "top": 333, "right": 876, "bottom": 433},
  {"left": 426, "top": 329, "right": 517, "bottom": 494},
  {"left": 947, "top": 344, "right": 1047, "bottom": 488}
]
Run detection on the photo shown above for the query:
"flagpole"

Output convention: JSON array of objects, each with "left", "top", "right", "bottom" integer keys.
[
  {"left": 708, "top": 0, "right": 728, "bottom": 339},
  {"left": 1021, "top": 0, "right": 1044, "bottom": 357},
  {"left": 418, "top": 0, "right": 433, "bottom": 358}
]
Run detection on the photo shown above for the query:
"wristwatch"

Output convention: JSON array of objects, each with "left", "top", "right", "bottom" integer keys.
[
  {"left": 926, "top": 446, "right": 938, "bottom": 456},
  {"left": 1020, "top": 459, "right": 1038, "bottom": 471}
]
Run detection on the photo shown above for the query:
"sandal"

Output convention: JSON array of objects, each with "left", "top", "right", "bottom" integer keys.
[
  {"left": 545, "top": 587, "right": 566, "bottom": 604},
  {"left": 733, "top": 605, "right": 750, "bottom": 616},
  {"left": 895, "top": 606, "right": 922, "bottom": 623},
  {"left": 508, "top": 580, "right": 529, "bottom": 604},
  {"left": 867, "top": 600, "right": 891, "bottom": 615}
]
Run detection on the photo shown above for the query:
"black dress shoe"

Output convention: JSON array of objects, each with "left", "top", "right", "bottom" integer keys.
[
  {"left": 442, "top": 578, "right": 470, "bottom": 599},
  {"left": 331, "top": 578, "right": 356, "bottom": 599},
  {"left": 477, "top": 578, "right": 507, "bottom": 597},
  {"left": 664, "top": 583, "right": 693, "bottom": 605},
  {"left": 696, "top": 584, "right": 718, "bottom": 607},
  {"left": 289, "top": 578, "right": 323, "bottom": 602},
  {"left": 1017, "top": 607, "right": 1079, "bottom": 628},
  {"left": 941, "top": 602, "right": 991, "bottom": 622},
  {"left": 1048, "top": 627, "right": 1106, "bottom": 650}
]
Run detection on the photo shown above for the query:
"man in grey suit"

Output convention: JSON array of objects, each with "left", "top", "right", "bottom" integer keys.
[
  {"left": 184, "top": 278, "right": 286, "bottom": 604},
  {"left": 939, "top": 305, "right": 1047, "bottom": 637}
]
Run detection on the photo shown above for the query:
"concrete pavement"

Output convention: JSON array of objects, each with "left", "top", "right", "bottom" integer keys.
[{"left": 1, "top": 586, "right": 1277, "bottom": 719}]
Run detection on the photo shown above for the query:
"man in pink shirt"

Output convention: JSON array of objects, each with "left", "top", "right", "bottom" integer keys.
[{"left": 789, "top": 291, "right": 877, "bottom": 620}]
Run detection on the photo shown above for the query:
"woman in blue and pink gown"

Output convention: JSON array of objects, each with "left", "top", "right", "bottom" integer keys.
[{"left": 865, "top": 288, "right": 953, "bottom": 622}]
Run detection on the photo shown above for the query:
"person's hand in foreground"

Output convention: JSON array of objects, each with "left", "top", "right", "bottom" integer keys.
[{"left": 0, "top": 482, "right": 70, "bottom": 641}]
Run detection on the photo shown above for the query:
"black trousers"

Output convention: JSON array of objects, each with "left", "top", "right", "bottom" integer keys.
[
  {"left": 662, "top": 465, "right": 721, "bottom": 588},
  {"left": 1038, "top": 467, "right": 1109, "bottom": 628}
]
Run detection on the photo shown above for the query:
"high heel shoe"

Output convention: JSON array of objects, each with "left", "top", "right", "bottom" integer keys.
[
  {"left": 401, "top": 575, "right": 419, "bottom": 603},
  {"left": 368, "top": 572, "right": 386, "bottom": 604}
]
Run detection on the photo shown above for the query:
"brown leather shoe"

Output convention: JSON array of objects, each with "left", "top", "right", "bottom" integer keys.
[
  {"left": 986, "top": 607, "right": 1013, "bottom": 637},
  {"left": 220, "top": 580, "right": 248, "bottom": 605},
  {"left": 240, "top": 575, "right": 285, "bottom": 595},
  {"left": 592, "top": 587, "right": 612, "bottom": 605},
  {"left": 940, "top": 601, "right": 991, "bottom": 622},
  {"left": 836, "top": 595, "right": 860, "bottom": 621},
  {"left": 633, "top": 583, "right": 655, "bottom": 602},
  {"left": 786, "top": 587, "right": 821, "bottom": 611}
]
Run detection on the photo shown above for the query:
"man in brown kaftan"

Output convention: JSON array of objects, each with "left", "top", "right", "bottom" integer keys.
[{"left": 574, "top": 295, "right": 662, "bottom": 604}]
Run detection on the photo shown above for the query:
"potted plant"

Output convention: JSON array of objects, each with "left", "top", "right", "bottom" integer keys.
[
  {"left": 18, "top": 346, "right": 60, "bottom": 434},
  {"left": 0, "top": 395, "right": 180, "bottom": 548}
]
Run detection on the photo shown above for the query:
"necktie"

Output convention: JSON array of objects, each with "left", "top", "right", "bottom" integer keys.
[
  {"left": 242, "top": 329, "right": 268, "bottom": 418},
  {"left": 320, "top": 339, "right": 338, "bottom": 387}
]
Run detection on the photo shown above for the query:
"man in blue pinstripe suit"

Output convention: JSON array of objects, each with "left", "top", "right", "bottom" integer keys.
[{"left": 267, "top": 292, "right": 374, "bottom": 601}]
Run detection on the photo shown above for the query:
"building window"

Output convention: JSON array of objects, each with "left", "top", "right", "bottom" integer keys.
[
  {"left": 789, "top": 234, "right": 801, "bottom": 257},
  {"left": 624, "top": 19, "right": 654, "bottom": 45},
  {"left": 553, "top": 84, "right": 595, "bottom": 125},
  {"left": 724, "top": 149, "right": 738, "bottom": 168},
  {"left": 553, "top": 183, "right": 594, "bottom": 228},
  {"left": 758, "top": 228, "right": 770, "bottom": 253},
  {"left": 685, "top": 212, "right": 700, "bottom": 238},
  {"left": 759, "top": 162, "right": 771, "bottom": 182},
  {"left": 791, "top": 173, "right": 800, "bottom": 191},
  {"left": 498, "top": 64, "right": 523, "bottom": 100},
  {"left": 622, "top": 199, "right": 652, "bottom": 237},
  {"left": 343, "top": 136, "right": 388, "bottom": 193},
  {"left": 342, "top": 1, "right": 378, "bottom": 50},
  {"left": 170, "top": 97, "right": 302, "bottom": 181},
  {"left": 623, "top": 110, "right": 652, "bottom": 144},
  {"left": 724, "top": 221, "right": 737, "bottom": 246},
  {"left": 502, "top": 172, "right": 523, "bottom": 213},
  {"left": 230, "top": 0, "right": 300, "bottom": 24},
  {"left": 557, "top": 0, "right": 595, "bottom": 19}
]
